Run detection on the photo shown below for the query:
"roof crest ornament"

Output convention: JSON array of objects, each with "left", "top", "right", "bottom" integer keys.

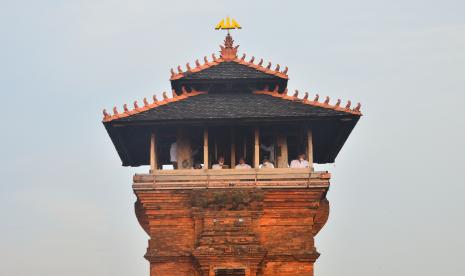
[
  {"left": 219, "top": 33, "right": 239, "bottom": 61},
  {"left": 216, "top": 17, "right": 241, "bottom": 61},
  {"left": 168, "top": 18, "right": 289, "bottom": 80},
  {"left": 303, "top": 92, "right": 309, "bottom": 100}
]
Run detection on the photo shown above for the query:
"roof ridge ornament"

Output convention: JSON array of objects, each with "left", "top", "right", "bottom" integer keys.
[
  {"left": 219, "top": 33, "right": 239, "bottom": 61},
  {"left": 102, "top": 89, "right": 207, "bottom": 122},
  {"left": 252, "top": 88, "right": 362, "bottom": 115},
  {"left": 167, "top": 19, "right": 289, "bottom": 80},
  {"left": 216, "top": 17, "right": 241, "bottom": 61}
]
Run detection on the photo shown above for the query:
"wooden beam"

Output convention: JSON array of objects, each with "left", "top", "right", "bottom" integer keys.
[
  {"left": 230, "top": 127, "right": 236, "bottom": 168},
  {"left": 307, "top": 128, "right": 314, "bottom": 171},
  {"left": 203, "top": 128, "right": 209, "bottom": 169},
  {"left": 150, "top": 132, "right": 157, "bottom": 173},
  {"left": 254, "top": 127, "right": 260, "bottom": 168}
]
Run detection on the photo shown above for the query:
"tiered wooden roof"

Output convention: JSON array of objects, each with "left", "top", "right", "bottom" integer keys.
[{"left": 102, "top": 33, "right": 362, "bottom": 166}]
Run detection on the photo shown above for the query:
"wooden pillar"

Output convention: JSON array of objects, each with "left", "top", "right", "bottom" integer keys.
[
  {"left": 307, "top": 128, "right": 314, "bottom": 170},
  {"left": 203, "top": 128, "right": 209, "bottom": 169},
  {"left": 254, "top": 127, "right": 260, "bottom": 168},
  {"left": 150, "top": 132, "right": 157, "bottom": 173},
  {"left": 176, "top": 128, "right": 192, "bottom": 169},
  {"left": 243, "top": 136, "right": 247, "bottom": 159},
  {"left": 276, "top": 134, "right": 288, "bottom": 168},
  {"left": 230, "top": 127, "right": 236, "bottom": 167},
  {"left": 214, "top": 136, "right": 218, "bottom": 162}
]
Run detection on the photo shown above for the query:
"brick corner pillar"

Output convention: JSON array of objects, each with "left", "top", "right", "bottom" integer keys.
[{"left": 135, "top": 189, "right": 198, "bottom": 276}]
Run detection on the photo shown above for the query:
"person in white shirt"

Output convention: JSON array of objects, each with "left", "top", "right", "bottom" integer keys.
[
  {"left": 259, "top": 158, "right": 275, "bottom": 169},
  {"left": 235, "top": 157, "right": 252, "bottom": 169},
  {"left": 260, "top": 140, "right": 275, "bottom": 163},
  {"left": 290, "top": 153, "right": 309, "bottom": 168},
  {"left": 212, "top": 156, "right": 226, "bottom": 169},
  {"left": 169, "top": 141, "right": 178, "bottom": 169}
]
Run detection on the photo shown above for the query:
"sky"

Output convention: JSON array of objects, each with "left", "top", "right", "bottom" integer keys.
[{"left": 1, "top": 0, "right": 464, "bottom": 275}]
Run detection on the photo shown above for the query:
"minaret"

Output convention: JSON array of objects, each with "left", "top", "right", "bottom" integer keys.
[{"left": 102, "top": 18, "right": 361, "bottom": 276}]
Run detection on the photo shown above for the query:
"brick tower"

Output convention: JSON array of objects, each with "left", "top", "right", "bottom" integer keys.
[{"left": 103, "top": 29, "right": 361, "bottom": 276}]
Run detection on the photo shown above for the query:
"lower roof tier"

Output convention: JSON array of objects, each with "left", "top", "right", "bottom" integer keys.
[
  {"left": 103, "top": 91, "right": 360, "bottom": 166},
  {"left": 107, "top": 92, "right": 358, "bottom": 124}
]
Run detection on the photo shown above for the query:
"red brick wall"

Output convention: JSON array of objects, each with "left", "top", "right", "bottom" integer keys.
[
  {"left": 136, "top": 188, "right": 329, "bottom": 276},
  {"left": 262, "top": 262, "right": 314, "bottom": 275},
  {"left": 150, "top": 261, "right": 199, "bottom": 276}
]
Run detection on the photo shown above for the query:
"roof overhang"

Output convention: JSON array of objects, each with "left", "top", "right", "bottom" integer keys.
[{"left": 104, "top": 115, "right": 359, "bottom": 166}]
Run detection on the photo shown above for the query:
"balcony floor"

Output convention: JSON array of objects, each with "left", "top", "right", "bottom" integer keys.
[{"left": 133, "top": 168, "right": 330, "bottom": 190}]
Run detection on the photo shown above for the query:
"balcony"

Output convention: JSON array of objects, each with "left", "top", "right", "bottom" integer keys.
[{"left": 133, "top": 168, "right": 330, "bottom": 190}]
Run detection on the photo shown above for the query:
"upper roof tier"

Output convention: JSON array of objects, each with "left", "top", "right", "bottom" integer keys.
[
  {"left": 169, "top": 34, "right": 288, "bottom": 92},
  {"left": 177, "top": 62, "right": 283, "bottom": 80}
]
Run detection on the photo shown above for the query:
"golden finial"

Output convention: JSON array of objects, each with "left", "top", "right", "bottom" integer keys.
[{"left": 215, "top": 16, "right": 242, "bottom": 31}]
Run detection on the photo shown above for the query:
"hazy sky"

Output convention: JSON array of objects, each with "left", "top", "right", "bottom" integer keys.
[{"left": 1, "top": 1, "right": 464, "bottom": 275}]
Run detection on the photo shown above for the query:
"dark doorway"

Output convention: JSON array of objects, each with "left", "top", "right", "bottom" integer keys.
[{"left": 215, "top": 268, "right": 246, "bottom": 276}]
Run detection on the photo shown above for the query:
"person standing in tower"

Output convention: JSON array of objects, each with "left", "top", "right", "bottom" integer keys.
[
  {"left": 290, "top": 153, "right": 309, "bottom": 168},
  {"left": 212, "top": 156, "right": 226, "bottom": 169},
  {"left": 169, "top": 141, "right": 178, "bottom": 169},
  {"left": 260, "top": 138, "right": 276, "bottom": 164},
  {"left": 235, "top": 157, "right": 252, "bottom": 169},
  {"left": 260, "top": 158, "right": 275, "bottom": 168}
]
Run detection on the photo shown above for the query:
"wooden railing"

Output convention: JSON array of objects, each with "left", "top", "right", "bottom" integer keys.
[{"left": 133, "top": 168, "right": 330, "bottom": 190}]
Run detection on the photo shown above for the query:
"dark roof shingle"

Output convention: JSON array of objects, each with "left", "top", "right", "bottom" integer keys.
[
  {"left": 112, "top": 92, "right": 355, "bottom": 123},
  {"left": 181, "top": 62, "right": 280, "bottom": 80}
]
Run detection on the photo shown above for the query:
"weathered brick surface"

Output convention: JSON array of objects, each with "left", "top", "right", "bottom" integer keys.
[
  {"left": 135, "top": 188, "right": 329, "bottom": 276},
  {"left": 262, "top": 261, "right": 313, "bottom": 275},
  {"left": 150, "top": 261, "right": 199, "bottom": 276}
]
